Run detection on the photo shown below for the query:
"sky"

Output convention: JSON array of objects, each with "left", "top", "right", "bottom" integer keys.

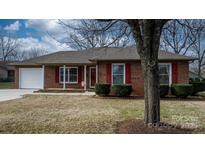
[{"left": 0, "top": 19, "right": 71, "bottom": 53}]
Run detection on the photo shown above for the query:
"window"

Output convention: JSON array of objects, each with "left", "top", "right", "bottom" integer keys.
[
  {"left": 59, "top": 67, "right": 78, "bottom": 83},
  {"left": 112, "top": 64, "right": 125, "bottom": 84},
  {"left": 159, "top": 64, "right": 171, "bottom": 84},
  {"left": 69, "top": 68, "right": 77, "bottom": 83}
]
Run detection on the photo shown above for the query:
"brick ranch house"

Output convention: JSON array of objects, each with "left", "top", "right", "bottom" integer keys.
[{"left": 12, "top": 47, "right": 195, "bottom": 96}]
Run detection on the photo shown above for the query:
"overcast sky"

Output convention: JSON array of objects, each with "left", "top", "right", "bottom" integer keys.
[{"left": 0, "top": 19, "right": 72, "bottom": 53}]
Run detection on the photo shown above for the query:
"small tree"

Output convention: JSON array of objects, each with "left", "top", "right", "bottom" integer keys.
[
  {"left": 0, "top": 32, "right": 19, "bottom": 61},
  {"left": 161, "top": 20, "right": 196, "bottom": 55},
  {"left": 190, "top": 20, "right": 205, "bottom": 77}
]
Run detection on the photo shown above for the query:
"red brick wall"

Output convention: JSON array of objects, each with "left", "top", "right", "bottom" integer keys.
[
  {"left": 98, "top": 61, "right": 189, "bottom": 96},
  {"left": 177, "top": 61, "right": 189, "bottom": 83},
  {"left": 14, "top": 61, "right": 189, "bottom": 93}
]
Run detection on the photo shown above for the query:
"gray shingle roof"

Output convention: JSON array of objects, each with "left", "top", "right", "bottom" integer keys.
[{"left": 11, "top": 47, "right": 196, "bottom": 65}]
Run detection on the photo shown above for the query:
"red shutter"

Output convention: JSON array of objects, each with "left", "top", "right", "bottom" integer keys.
[
  {"left": 78, "top": 66, "right": 82, "bottom": 84},
  {"left": 55, "top": 66, "right": 59, "bottom": 83},
  {"left": 125, "top": 63, "right": 131, "bottom": 84},
  {"left": 106, "top": 64, "right": 111, "bottom": 83},
  {"left": 172, "top": 63, "right": 178, "bottom": 84}
]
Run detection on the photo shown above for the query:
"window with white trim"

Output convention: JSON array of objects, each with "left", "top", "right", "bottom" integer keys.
[
  {"left": 69, "top": 68, "right": 78, "bottom": 83},
  {"left": 159, "top": 64, "right": 171, "bottom": 84},
  {"left": 112, "top": 64, "right": 125, "bottom": 84},
  {"left": 59, "top": 67, "right": 78, "bottom": 83}
]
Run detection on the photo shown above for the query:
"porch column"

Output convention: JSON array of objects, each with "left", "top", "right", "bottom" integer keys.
[
  {"left": 63, "top": 65, "right": 66, "bottom": 89},
  {"left": 96, "top": 64, "right": 98, "bottom": 83},
  {"left": 84, "top": 65, "right": 87, "bottom": 90}
]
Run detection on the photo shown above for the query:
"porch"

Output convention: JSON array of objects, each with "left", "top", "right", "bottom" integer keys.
[{"left": 43, "top": 64, "right": 98, "bottom": 91}]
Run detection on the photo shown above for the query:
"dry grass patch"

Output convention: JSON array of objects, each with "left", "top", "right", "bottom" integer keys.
[{"left": 0, "top": 95, "right": 205, "bottom": 133}]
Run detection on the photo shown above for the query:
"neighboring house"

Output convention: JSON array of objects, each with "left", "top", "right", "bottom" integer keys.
[
  {"left": 11, "top": 47, "right": 195, "bottom": 96},
  {"left": 0, "top": 61, "right": 15, "bottom": 82},
  {"left": 189, "top": 71, "right": 204, "bottom": 80}
]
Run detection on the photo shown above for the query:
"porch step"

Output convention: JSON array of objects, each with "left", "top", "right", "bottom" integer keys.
[{"left": 35, "top": 88, "right": 95, "bottom": 93}]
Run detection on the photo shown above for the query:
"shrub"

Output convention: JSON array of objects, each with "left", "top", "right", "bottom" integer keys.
[
  {"left": 191, "top": 82, "right": 205, "bottom": 95},
  {"left": 160, "top": 84, "right": 169, "bottom": 97},
  {"left": 112, "top": 84, "right": 132, "bottom": 97},
  {"left": 95, "top": 83, "right": 111, "bottom": 96},
  {"left": 0, "top": 78, "right": 12, "bottom": 82},
  {"left": 202, "top": 78, "right": 205, "bottom": 82},
  {"left": 194, "top": 77, "right": 201, "bottom": 82},
  {"left": 171, "top": 84, "right": 193, "bottom": 98},
  {"left": 189, "top": 78, "right": 194, "bottom": 84}
]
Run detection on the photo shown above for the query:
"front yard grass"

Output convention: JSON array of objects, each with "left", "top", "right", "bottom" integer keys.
[
  {"left": 0, "top": 82, "right": 14, "bottom": 89},
  {"left": 0, "top": 95, "right": 205, "bottom": 133}
]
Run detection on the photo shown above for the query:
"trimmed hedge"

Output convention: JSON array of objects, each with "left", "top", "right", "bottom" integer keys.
[
  {"left": 95, "top": 83, "right": 111, "bottom": 96},
  {"left": 160, "top": 84, "right": 169, "bottom": 97},
  {"left": 112, "top": 84, "right": 132, "bottom": 97},
  {"left": 191, "top": 82, "right": 205, "bottom": 95},
  {"left": 171, "top": 84, "right": 193, "bottom": 98}
]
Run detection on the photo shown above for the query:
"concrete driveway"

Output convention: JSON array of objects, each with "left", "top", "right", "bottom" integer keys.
[{"left": 0, "top": 89, "right": 34, "bottom": 102}]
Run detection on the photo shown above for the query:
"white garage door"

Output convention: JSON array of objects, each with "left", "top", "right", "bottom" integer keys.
[{"left": 19, "top": 68, "right": 43, "bottom": 89}]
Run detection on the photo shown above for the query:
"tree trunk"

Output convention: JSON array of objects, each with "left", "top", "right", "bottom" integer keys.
[
  {"left": 198, "top": 60, "right": 201, "bottom": 77},
  {"left": 137, "top": 20, "right": 162, "bottom": 124},
  {"left": 127, "top": 19, "right": 168, "bottom": 124},
  {"left": 140, "top": 53, "right": 160, "bottom": 124}
]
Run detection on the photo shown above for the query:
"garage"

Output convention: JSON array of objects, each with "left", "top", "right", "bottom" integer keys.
[{"left": 19, "top": 68, "right": 43, "bottom": 89}]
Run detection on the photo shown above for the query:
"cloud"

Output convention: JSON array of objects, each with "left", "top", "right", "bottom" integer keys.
[
  {"left": 4, "top": 21, "right": 21, "bottom": 31},
  {"left": 24, "top": 19, "right": 77, "bottom": 39},
  {"left": 18, "top": 36, "right": 70, "bottom": 52},
  {"left": 25, "top": 19, "right": 65, "bottom": 36},
  {"left": 23, "top": 19, "right": 76, "bottom": 52}
]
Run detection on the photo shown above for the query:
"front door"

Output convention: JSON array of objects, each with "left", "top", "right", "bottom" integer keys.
[{"left": 90, "top": 67, "right": 96, "bottom": 88}]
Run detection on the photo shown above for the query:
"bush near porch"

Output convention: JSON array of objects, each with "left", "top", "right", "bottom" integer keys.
[
  {"left": 95, "top": 83, "right": 111, "bottom": 96},
  {"left": 190, "top": 81, "right": 205, "bottom": 95},
  {"left": 112, "top": 84, "right": 132, "bottom": 97},
  {"left": 171, "top": 84, "right": 193, "bottom": 98},
  {"left": 160, "top": 84, "right": 169, "bottom": 98}
]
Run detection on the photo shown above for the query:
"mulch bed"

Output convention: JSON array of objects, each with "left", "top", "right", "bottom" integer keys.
[
  {"left": 94, "top": 95, "right": 205, "bottom": 101},
  {"left": 114, "top": 119, "right": 194, "bottom": 134}
]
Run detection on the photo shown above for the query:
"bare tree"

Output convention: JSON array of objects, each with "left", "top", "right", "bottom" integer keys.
[
  {"left": 50, "top": 20, "right": 134, "bottom": 50},
  {"left": 161, "top": 20, "right": 196, "bottom": 55},
  {"left": 190, "top": 20, "right": 205, "bottom": 77},
  {"left": 95, "top": 19, "right": 168, "bottom": 124},
  {"left": 53, "top": 19, "right": 169, "bottom": 124},
  {"left": 0, "top": 32, "right": 19, "bottom": 61},
  {"left": 14, "top": 48, "right": 48, "bottom": 61}
]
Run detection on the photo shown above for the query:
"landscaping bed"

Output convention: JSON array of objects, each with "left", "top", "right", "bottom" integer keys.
[{"left": 115, "top": 119, "right": 194, "bottom": 134}]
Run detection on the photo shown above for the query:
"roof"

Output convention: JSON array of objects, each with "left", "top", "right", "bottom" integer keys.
[
  {"left": 11, "top": 47, "right": 197, "bottom": 66},
  {"left": 0, "top": 61, "right": 15, "bottom": 70}
]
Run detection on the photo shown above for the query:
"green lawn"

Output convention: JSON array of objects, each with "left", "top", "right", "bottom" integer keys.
[
  {"left": 0, "top": 95, "right": 205, "bottom": 133},
  {"left": 0, "top": 82, "right": 14, "bottom": 89}
]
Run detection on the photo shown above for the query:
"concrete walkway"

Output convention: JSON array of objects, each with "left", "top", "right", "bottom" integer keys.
[
  {"left": 0, "top": 89, "right": 34, "bottom": 102},
  {"left": 31, "top": 91, "right": 95, "bottom": 96},
  {"left": 0, "top": 89, "right": 95, "bottom": 102}
]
